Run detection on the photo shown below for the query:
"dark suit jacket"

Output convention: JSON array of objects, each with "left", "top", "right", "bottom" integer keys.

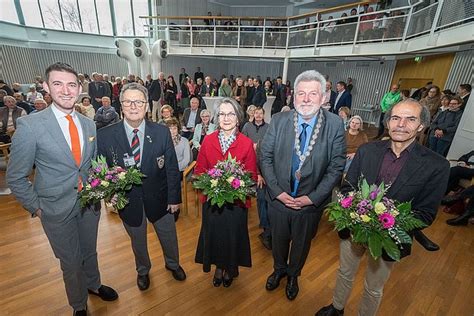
[
  {"left": 200, "top": 84, "right": 215, "bottom": 96},
  {"left": 332, "top": 90, "right": 352, "bottom": 113},
  {"left": 272, "top": 84, "right": 286, "bottom": 113},
  {"left": 260, "top": 110, "right": 346, "bottom": 214},
  {"left": 182, "top": 108, "right": 202, "bottom": 128},
  {"left": 252, "top": 85, "right": 267, "bottom": 107},
  {"left": 341, "top": 140, "right": 450, "bottom": 260},
  {"left": 329, "top": 90, "right": 337, "bottom": 109},
  {"left": 148, "top": 79, "right": 162, "bottom": 101},
  {"left": 97, "top": 120, "right": 181, "bottom": 226}
]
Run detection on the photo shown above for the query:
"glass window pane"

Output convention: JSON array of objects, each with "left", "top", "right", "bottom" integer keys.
[
  {"left": 60, "top": 0, "right": 82, "bottom": 32},
  {"left": 0, "top": 0, "right": 19, "bottom": 24},
  {"left": 132, "top": 0, "right": 149, "bottom": 37},
  {"left": 20, "top": 0, "right": 43, "bottom": 27},
  {"left": 115, "top": 0, "right": 134, "bottom": 36},
  {"left": 96, "top": 0, "right": 113, "bottom": 36},
  {"left": 39, "top": 0, "right": 63, "bottom": 30},
  {"left": 78, "top": 0, "right": 98, "bottom": 33}
]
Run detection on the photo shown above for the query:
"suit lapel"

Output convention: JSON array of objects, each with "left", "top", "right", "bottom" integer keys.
[
  {"left": 388, "top": 144, "right": 424, "bottom": 196},
  {"left": 283, "top": 113, "right": 296, "bottom": 180},
  {"left": 43, "top": 107, "right": 76, "bottom": 166},
  {"left": 114, "top": 121, "right": 132, "bottom": 156},
  {"left": 77, "top": 114, "right": 90, "bottom": 166},
  {"left": 141, "top": 121, "right": 154, "bottom": 168}
]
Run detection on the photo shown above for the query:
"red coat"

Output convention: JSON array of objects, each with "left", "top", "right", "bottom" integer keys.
[{"left": 195, "top": 130, "right": 258, "bottom": 208}]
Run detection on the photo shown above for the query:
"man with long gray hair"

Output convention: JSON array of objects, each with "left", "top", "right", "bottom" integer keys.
[{"left": 260, "top": 70, "right": 346, "bottom": 301}]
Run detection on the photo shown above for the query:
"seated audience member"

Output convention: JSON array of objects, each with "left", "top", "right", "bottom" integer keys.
[
  {"left": 400, "top": 89, "right": 410, "bottom": 101},
  {"left": 241, "top": 104, "right": 256, "bottom": 127},
  {"left": 0, "top": 90, "right": 7, "bottom": 107},
  {"left": 26, "top": 85, "right": 43, "bottom": 103},
  {"left": 200, "top": 76, "right": 216, "bottom": 97},
  {"left": 0, "top": 80, "right": 13, "bottom": 96},
  {"left": 443, "top": 151, "right": 474, "bottom": 198},
  {"left": 344, "top": 115, "right": 368, "bottom": 172},
  {"left": 42, "top": 92, "right": 53, "bottom": 106},
  {"left": 181, "top": 97, "right": 202, "bottom": 139},
  {"left": 94, "top": 96, "right": 119, "bottom": 129},
  {"left": 438, "top": 94, "right": 451, "bottom": 113},
  {"left": 446, "top": 186, "right": 474, "bottom": 226},
  {"left": 338, "top": 106, "right": 350, "bottom": 130},
  {"left": 191, "top": 109, "right": 216, "bottom": 160},
  {"left": 0, "top": 95, "right": 27, "bottom": 143},
  {"left": 165, "top": 117, "right": 191, "bottom": 173},
  {"left": 13, "top": 92, "right": 33, "bottom": 114},
  {"left": 420, "top": 85, "right": 441, "bottom": 118},
  {"left": 428, "top": 95, "right": 464, "bottom": 157},
  {"left": 31, "top": 98, "right": 48, "bottom": 113},
  {"left": 79, "top": 96, "right": 95, "bottom": 120},
  {"left": 158, "top": 104, "right": 174, "bottom": 124}
]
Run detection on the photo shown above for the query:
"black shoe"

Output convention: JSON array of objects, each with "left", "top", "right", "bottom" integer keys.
[
  {"left": 315, "top": 304, "right": 345, "bottom": 316},
  {"left": 166, "top": 265, "right": 186, "bottom": 281},
  {"left": 137, "top": 274, "right": 150, "bottom": 291},
  {"left": 174, "top": 209, "right": 180, "bottom": 222},
  {"left": 213, "top": 269, "right": 223, "bottom": 287},
  {"left": 447, "top": 214, "right": 471, "bottom": 226},
  {"left": 258, "top": 232, "right": 272, "bottom": 250},
  {"left": 73, "top": 309, "right": 87, "bottom": 316},
  {"left": 285, "top": 276, "right": 299, "bottom": 301},
  {"left": 414, "top": 230, "right": 440, "bottom": 251},
  {"left": 87, "top": 285, "right": 118, "bottom": 301},
  {"left": 223, "top": 274, "right": 233, "bottom": 288},
  {"left": 441, "top": 194, "right": 461, "bottom": 206},
  {"left": 266, "top": 271, "right": 287, "bottom": 291}
]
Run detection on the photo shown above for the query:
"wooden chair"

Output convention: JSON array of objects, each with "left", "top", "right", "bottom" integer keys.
[
  {"left": 182, "top": 160, "right": 199, "bottom": 216},
  {"left": 0, "top": 142, "right": 11, "bottom": 165}
]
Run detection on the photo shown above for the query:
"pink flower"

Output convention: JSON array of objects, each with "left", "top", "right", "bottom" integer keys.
[
  {"left": 90, "top": 178, "right": 101, "bottom": 188},
  {"left": 231, "top": 178, "right": 241, "bottom": 189},
  {"left": 379, "top": 213, "right": 395, "bottom": 229},
  {"left": 341, "top": 196, "right": 353, "bottom": 208}
]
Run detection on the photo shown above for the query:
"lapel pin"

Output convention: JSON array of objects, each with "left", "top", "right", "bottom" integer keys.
[
  {"left": 88, "top": 136, "right": 95, "bottom": 142},
  {"left": 146, "top": 135, "right": 152, "bottom": 143}
]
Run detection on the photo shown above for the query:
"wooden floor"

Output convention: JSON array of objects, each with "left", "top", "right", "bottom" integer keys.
[{"left": 0, "top": 169, "right": 473, "bottom": 316}]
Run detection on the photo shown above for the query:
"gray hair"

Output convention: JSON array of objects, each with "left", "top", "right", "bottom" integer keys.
[
  {"left": 120, "top": 82, "right": 148, "bottom": 103},
  {"left": 213, "top": 97, "right": 245, "bottom": 128},
  {"left": 3, "top": 95, "right": 15, "bottom": 103},
  {"left": 348, "top": 115, "right": 364, "bottom": 131},
  {"left": 200, "top": 109, "right": 211, "bottom": 118},
  {"left": 294, "top": 70, "right": 326, "bottom": 95},
  {"left": 384, "top": 98, "right": 430, "bottom": 128}
]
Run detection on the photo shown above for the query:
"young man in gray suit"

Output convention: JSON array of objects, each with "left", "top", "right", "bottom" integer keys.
[
  {"left": 7, "top": 62, "right": 118, "bottom": 316},
  {"left": 260, "top": 70, "right": 346, "bottom": 301}
]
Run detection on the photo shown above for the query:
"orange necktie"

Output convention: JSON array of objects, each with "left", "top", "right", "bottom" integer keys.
[{"left": 66, "top": 114, "right": 82, "bottom": 191}]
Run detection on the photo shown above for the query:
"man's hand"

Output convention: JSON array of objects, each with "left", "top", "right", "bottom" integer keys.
[
  {"left": 346, "top": 153, "right": 355, "bottom": 159},
  {"left": 293, "top": 195, "right": 313, "bottom": 208},
  {"left": 276, "top": 192, "right": 300, "bottom": 210},
  {"left": 34, "top": 209, "right": 42, "bottom": 218},
  {"left": 168, "top": 204, "right": 180, "bottom": 213},
  {"left": 95, "top": 97, "right": 102, "bottom": 102},
  {"left": 257, "top": 175, "right": 266, "bottom": 188}
]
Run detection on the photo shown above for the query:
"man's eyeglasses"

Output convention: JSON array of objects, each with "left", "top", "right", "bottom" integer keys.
[{"left": 122, "top": 100, "right": 146, "bottom": 108}]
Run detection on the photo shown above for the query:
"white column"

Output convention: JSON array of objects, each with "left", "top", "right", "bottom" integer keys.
[{"left": 282, "top": 57, "right": 289, "bottom": 83}]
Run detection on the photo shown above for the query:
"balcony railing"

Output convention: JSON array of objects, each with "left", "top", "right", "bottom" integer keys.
[{"left": 141, "top": 0, "right": 473, "bottom": 51}]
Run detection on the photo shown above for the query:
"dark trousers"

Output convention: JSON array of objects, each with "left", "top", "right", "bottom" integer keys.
[
  {"left": 269, "top": 208, "right": 322, "bottom": 277},
  {"left": 257, "top": 186, "right": 270, "bottom": 234},
  {"left": 377, "top": 112, "right": 385, "bottom": 137},
  {"left": 447, "top": 166, "right": 474, "bottom": 193}
]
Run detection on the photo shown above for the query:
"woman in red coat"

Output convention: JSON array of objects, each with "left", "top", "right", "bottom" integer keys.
[{"left": 194, "top": 97, "right": 258, "bottom": 288}]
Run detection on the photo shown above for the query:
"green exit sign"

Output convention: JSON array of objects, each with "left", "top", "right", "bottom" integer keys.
[{"left": 414, "top": 56, "right": 423, "bottom": 62}]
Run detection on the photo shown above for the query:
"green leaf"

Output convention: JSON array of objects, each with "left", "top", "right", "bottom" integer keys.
[
  {"left": 394, "top": 229, "right": 412, "bottom": 244},
  {"left": 361, "top": 179, "right": 370, "bottom": 199},
  {"left": 368, "top": 234, "right": 383, "bottom": 259},
  {"left": 397, "top": 201, "right": 412, "bottom": 215},
  {"left": 382, "top": 238, "right": 400, "bottom": 261},
  {"left": 353, "top": 228, "right": 369, "bottom": 243}
]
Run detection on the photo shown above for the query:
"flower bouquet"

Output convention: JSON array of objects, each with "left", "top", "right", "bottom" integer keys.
[
  {"left": 79, "top": 155, "right": 145, "bottom": 210},
  {"left": 193, "top": 154, "right": 256, "bottom": 208},
  {"left": 326, "top": 178, "right": 426, "bottom": 261}
]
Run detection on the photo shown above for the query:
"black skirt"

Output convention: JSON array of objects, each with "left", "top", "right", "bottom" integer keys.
[{"left": 195, "top": 201, "right": 252, "bottom": 272}]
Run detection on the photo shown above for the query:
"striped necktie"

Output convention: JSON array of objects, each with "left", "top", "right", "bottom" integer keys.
[
  {"left": 65, "top": 114, "right": 82, "bottom": 191},
  {"left": 131, "top": 129, "right": 140, "bottom": 167}
]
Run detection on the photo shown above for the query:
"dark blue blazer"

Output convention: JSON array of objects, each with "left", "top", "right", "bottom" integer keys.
[
  {"left": 97, "top": 120, "right": 181, "bottom": 226},
  {"left": 252, "top": 85, "right": 267, "bottom": 107},
  {"left": 332, "top": 90, "right": 352, "bottom": 113}
]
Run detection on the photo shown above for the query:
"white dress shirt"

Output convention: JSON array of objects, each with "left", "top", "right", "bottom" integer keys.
[{"left": 51, "top": 104, "right": 84, "bottom": 153}]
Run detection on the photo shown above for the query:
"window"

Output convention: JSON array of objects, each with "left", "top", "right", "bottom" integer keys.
[
  {"left": 114, "top": 0, "right": 134, "bottom": 36},
  {"left": 0, "top": 0, "right": 20, "bottom": 24},
  {"left": 60, "top": 0, "right": 82, "bottom": 32},
  {"left": 132, "top": 0, "right": 149, "bottom": 37},
  {"left": 78, "top": 0, "right": 99, "bottom": 33},
  {"left": 39, "top": 0, "right": 63, "bottom": 30},
  {"left": 20, "top": 0, "right": 44, "bottom": 27},
  {"left": 96, "top": 0, "right": 113, "bottom": 35}
]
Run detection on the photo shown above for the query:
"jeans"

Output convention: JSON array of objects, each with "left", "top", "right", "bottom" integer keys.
[{"left": 429, "top": 136, "right": 451, "bottom": 157}]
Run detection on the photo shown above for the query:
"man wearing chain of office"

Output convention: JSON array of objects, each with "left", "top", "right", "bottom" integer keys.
[{"left": 260, "top": 69, "right": 346, "bottom": 301}]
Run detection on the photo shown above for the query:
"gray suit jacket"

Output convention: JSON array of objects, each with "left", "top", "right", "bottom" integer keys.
[
  {"left": 260, "top": 109, "right": 346, "bottom": 213},
  {"left": 7, "top": 106, "right": 97, "bottom": 222}
]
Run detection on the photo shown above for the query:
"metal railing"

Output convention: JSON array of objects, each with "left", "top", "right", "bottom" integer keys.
[{"left": 141, "top": 0, "right": 473, "bottom": 51}]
